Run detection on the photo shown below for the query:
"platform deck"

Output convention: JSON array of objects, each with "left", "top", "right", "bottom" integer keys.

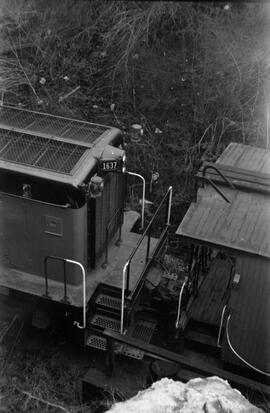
[
  {"left": 190, "top": 257, "right": 233, "bottom": 326},
  {"left": 0, "top": 211, "right": 158, "bottom": 307}
]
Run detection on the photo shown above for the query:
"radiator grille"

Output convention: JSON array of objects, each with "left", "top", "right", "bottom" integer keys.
[
  {"left": 0, "top": 106, "right": 110, "bottom": 145},
  {"left": 0, "top": 129, "right": 88, "bottom": 174}
]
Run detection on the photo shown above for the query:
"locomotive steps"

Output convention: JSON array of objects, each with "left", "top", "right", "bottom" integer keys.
[{"left": 86, "top": 283, "right": 157, "bottom": 360}]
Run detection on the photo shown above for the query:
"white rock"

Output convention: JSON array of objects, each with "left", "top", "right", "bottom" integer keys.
[{"left": 106, "top": 377, "right": 263, "bottom": 413}]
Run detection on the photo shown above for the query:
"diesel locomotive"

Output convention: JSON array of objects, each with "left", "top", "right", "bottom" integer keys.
[{"left": 1, "top": 104, "right": 270, "bottom": 398}]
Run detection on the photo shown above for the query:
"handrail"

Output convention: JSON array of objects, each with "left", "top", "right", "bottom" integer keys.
[
  {"left": 43, "top": 256, "right": 86, "bottom": 329},
  {"left": 166, "top": 185, "right": 173, "bottom": 225},
  {"left": 67, "top": 259, "right": 86, "bottom": 329},
  {"left": 203, "top": 177, "right": 231, "bottom": 203},
  {"left": 175, "top": 278, "right": 187, "bottom": 329},
  {"left": 217, "top": 304, "right": 227, "bottom": 347},
  {"left": 201, "top": 164, "right": 236, "bottom": 204},
  {"left": 120, "top": 262, "right": 129, "bottom": 334},
  {"left": 130, "top": 224, "right": 169, "bottom": 305},
  {"left": 126, "top": 171, "right": 145, "bottom": 230},
  {"left": 120, "top": 186, "right": 173, "bottom": 334},
  {"left": 226, "top": 314, "right": 270, "bottom": 377},
  {"left": 202, "top": 164, "right": 236, "bottom": 190},
  {"left": 102, "top": 207, "right": 123, "bottom": 268}
]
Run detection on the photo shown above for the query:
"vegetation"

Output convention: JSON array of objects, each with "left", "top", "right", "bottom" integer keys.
[
  {"left": 1, "top": 0, "right": 269, "bottom": 224},
  {"left": 0, "top": 1, "right": 270, "bottom": 411}
]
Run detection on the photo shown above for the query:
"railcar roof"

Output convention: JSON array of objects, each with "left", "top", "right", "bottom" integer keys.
[
  {"left": 0, "top": 105, "right": 121, "bottom": 186},
  {"left": 217, "top": 142, "right": 270, "bottom": 174},
  {"left": 176, "top": 143, "right": 270, "bottom": 258},
  {"left": 222, "top": 254, "right": 270, "bottom": 373}
]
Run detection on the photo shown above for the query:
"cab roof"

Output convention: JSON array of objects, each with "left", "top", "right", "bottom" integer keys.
[{"left": 0, "top": 105, "right": 121, "bottom": 187}]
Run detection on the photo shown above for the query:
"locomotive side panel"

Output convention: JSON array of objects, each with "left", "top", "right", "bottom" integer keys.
[{"left": 1, "top": 193, "right": 87, "bottom": 286}]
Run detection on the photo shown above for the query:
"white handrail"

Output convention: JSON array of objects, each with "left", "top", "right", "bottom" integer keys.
[
  {"left": 217, "top": 304, "right": 227, "bottom": 347},
  {"left": 175, "top": 277, "right": 187, "bottom": 329},
  {"left": 127, "top": 171, "right": 145, "bottom": 230},
  {"left": 226, "top": 314, "right": 270, "bottom": 376},
  {"left": 167, "top": 186, "right": 173, "bottom": 225},
  {"left": 65, "top": 259, "right": 86, "bottom": 329},
  {"left": 120, "top": 186, "right": 173, "bottom": 335},
  {"left": 120, "top": 261, "right": 129, "bottom": 334}
]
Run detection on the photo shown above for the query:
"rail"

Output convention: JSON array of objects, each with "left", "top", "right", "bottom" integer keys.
[
  {"left": 201, "top": 164, "right": 236, "bottom": 204},
  {"left": 126, "top": 171, "right": 145, "bottom": 230},
  {"left": 102, "top": 207, "right": 123, "bottom": 268},
  {"left": 120, "top": 186, "right": 173, "bottom": 334},
  {"left": 217, "top": 304, "right": 227, "bottom": 348},
  {"left": 103, "top": 329, "right": 270, "bottom": 396},
  {"left": 43, "top": 256, "right": 86, "bottom": 329},
  {"left": 129, "top": 224, "right": 169, "bottom": 307},
  {"left": 175, "top": 278, "right": 187, "bottom": 329}
]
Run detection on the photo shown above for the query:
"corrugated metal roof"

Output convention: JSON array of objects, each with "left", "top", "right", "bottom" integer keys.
[
  {"left": 0, "top": 105, "right": 111, "bottom": 147},
  {"left": 176, "top": 143, "right": 270, "bottom": 258},
  {"left": 0, "top": 105, "right": 121, "bottom": 186},
  {"left": 0, "top": 129, "right": 88, "bottom": 175},
  {"left": 222, "top": 255, "right": 270, "bottom": 373}
]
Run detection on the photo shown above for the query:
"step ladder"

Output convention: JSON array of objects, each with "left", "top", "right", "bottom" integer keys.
[{"left": 86, "top": 284, "right": 157, "bottom": 360}]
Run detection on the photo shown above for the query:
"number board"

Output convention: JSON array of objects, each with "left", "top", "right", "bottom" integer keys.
[{"left": 101, "top": 160, "right": 122, "bottom": 172}]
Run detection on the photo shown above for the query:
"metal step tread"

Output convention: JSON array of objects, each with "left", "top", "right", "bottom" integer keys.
[
  {"left": 95, "top": 293, "right": 122, "bottom": 311},
  {"left": 86, "top": 334, "right": 122, "bottom": 354},
  {"left": 121, "top": 319, "right": 157, "bottom": 360},
  {"left": 86, "top": 319, "right": 157, "bottom": 360},
  {"left": 90, "top": 314, "right": 121, "bottom": 332},
  {"left": 86, "top": 334, "right": 107, "bottom": 351}
]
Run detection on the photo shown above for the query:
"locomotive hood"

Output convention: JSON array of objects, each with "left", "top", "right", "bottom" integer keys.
[{"left": 0, "top": 105, "right": 123, "bottom": 188}]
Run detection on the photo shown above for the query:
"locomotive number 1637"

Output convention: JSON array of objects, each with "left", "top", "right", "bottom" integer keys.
[{"left": 102, "top": 161, "right": 118, "bottom": 171}]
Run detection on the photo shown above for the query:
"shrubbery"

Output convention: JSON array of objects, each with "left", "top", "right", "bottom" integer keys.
[
  {"left": 0, "top": 3, "right": 270, "bottom": 411},
  {"left": 0, "top": 0, "right": 269, "bottom": 223}
]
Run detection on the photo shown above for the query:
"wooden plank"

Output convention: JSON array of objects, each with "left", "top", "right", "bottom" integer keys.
[
  {"left": 200, "top": 162, "right": 270, "bottom": 182},
  {"left": 217, "top": 143, "right": 236, "bottom": 165},
  {"left": 190, "top": 258, "right": 232, "bottom": 326},
  {"left": 103, "top": 329, "right": 270, "bottom": 396},
  {"left": 203, "top": 176, "right": 270, "bottom": 196},
  {"left": 217, "top": 143, "right": 270, "bottom": 175}
]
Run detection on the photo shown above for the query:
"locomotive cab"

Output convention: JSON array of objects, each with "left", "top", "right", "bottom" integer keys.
[{"left": 0, "top": 105, "right": 127, "bottom": 303}]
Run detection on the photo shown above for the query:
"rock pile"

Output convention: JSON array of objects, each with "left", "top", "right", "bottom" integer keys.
[{"left": 106, "top": 376, "right": 263, "bottom": 413}]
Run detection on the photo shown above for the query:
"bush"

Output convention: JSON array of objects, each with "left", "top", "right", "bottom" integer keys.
[{"left": 0, "top": 1, "right": 269, "bottom": 224}]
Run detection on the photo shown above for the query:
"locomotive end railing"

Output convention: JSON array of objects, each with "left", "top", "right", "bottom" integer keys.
[
  {"left": 126, "top": 171, "right": 146, "bottom": 230},
  {"left": 120, "top": 186, "right": 173, "bottom": 335},
  {"left": 175, "top": 277, "right": 188, "bottom": 330},
  {"left": 217, "top": 304, "right": 227, "bottom": 348},
  {"left": 43, "top": 256, "right": 86, "bottom": 329},
  {"left": 102, "top": 207, "right": 123, "bottom": 269}
]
